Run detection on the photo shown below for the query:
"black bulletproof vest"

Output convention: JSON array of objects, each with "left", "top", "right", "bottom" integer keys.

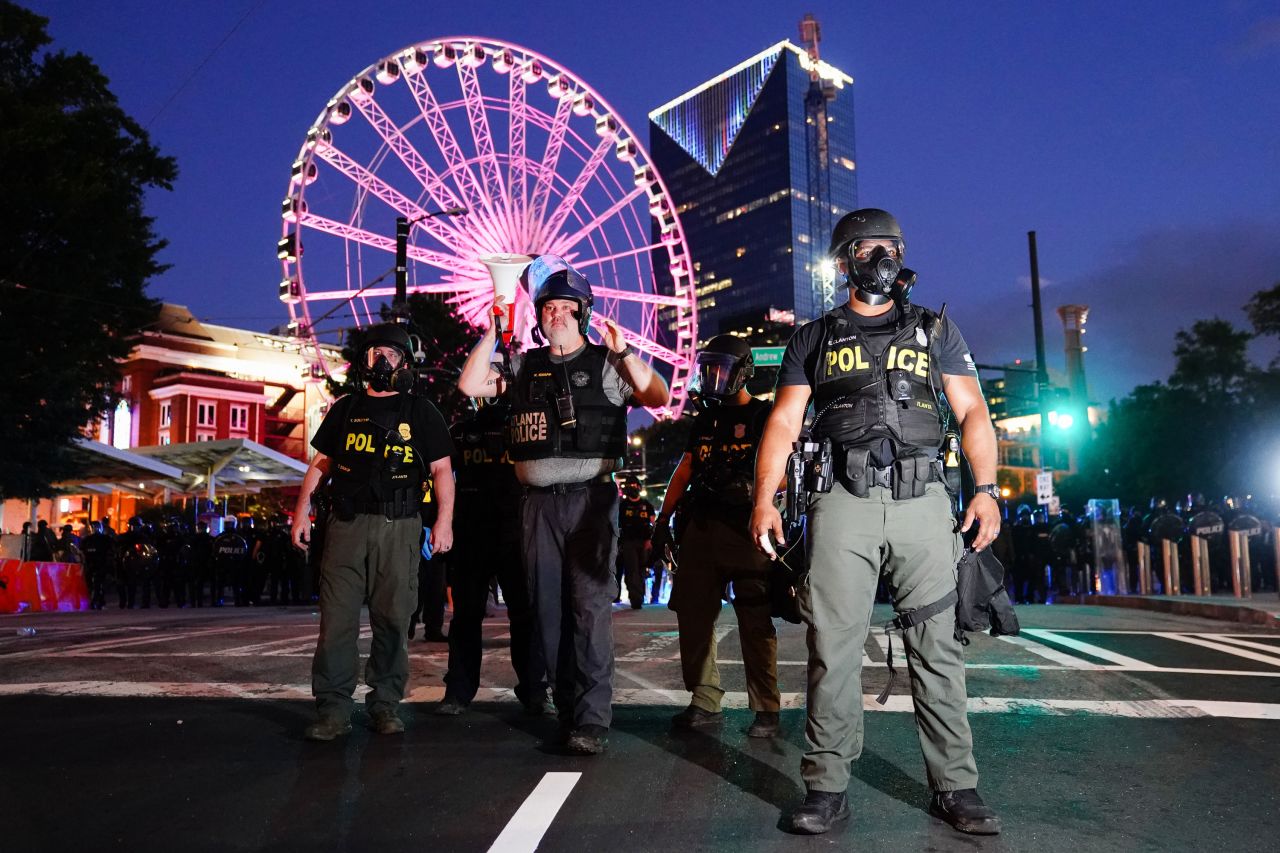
[
  {"left": 688, "top": 397, "right": 770, "bottom": 508},
  {"left": 328, "top": 393, "right": 429, "bottom": 504},
  {"left": 811, "top": 305, "right": 945, "bottom": 458},
  {"left": 452, "top": 407, "right": 520, "bottom": 533},
  {"left": 507, "top": 344, "right": 627, "bottom": 462},
  {"left": 619, "top": 497, "right": 655, "bottom": 539}
]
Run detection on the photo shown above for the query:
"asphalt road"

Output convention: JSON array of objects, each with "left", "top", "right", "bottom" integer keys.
[{"left": 2, "top": 599, "right": 1278, "bottom": 852}]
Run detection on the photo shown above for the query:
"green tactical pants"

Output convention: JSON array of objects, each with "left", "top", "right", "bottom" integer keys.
[
  {"left": 671, "top": 514, "right": 780, "bottom": 714},
  {"left": 311, "top": 514, "right": 421, "bottom": 719},
  {"left": 800, "top": 481, "right": 978, "bottom": 793}
]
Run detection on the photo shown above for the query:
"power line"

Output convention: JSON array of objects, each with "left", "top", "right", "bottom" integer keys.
[{"left": 143, "top": 0, "right": 267, "bottom": 130}]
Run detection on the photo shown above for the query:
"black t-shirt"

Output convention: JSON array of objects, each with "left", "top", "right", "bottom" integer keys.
[
  {"left": 312, "top": 393, "right": 454, "bottom": 507},
  {"left": 776, "top": 303, "right": 977, "bottom": 388}
]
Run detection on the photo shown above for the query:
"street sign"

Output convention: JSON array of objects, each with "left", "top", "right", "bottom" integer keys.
[
  {"left": 751, "top": 346, "right": 786, "bottom": 367},
  {"left": 1036, "top": 471, "right": 1055, "bottom": 505}
]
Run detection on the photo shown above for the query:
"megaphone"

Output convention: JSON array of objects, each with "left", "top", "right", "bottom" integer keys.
[{"left": 480, "top": 253, "right": 533, "bottom": 348}]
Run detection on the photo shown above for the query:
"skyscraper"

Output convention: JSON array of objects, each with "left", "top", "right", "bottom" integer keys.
[{"left": 649, "top": 39, "right": 857, "bottom": 340}]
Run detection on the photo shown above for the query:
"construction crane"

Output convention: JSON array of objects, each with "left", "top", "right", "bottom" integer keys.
[{"left": 800, "top": 13, "right": 838, "bottom": 313}]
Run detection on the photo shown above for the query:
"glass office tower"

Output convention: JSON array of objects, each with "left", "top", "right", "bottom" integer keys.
[{"left": 649, "top": 41, "right": 857, "bottom": 340}]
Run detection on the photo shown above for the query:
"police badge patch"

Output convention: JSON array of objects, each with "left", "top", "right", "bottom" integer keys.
[
  {"left": 570, "top": 370, "right": 590, "bottom": 388},
  {"left": 734, "top": 423, "right": 747, "bottom": 439},
  {"left": 398, "top": 423, "right": 412, "bottom": 441}
]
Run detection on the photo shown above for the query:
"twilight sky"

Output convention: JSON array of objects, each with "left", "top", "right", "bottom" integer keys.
[{"left": 27, "top": 0, "right": 1280, "bottom": 403}]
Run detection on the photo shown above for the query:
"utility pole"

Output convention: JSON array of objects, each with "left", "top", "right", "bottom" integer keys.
[{"left": 1028, "top": 231, "right": 1050, "bottom": 471}]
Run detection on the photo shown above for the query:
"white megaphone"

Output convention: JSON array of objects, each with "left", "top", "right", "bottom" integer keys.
[{"left": 480, "top": 253, "right": 533, "bottom": 347}]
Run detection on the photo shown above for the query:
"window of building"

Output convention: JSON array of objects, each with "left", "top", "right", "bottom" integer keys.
[
  {"left": 159, "top": 402, "right": 172, "bottom": 428},
  {"left": 158, "top": 432, "right": 171, "bottom": 446},
  {"left": 196, "top": 431, "right": 216, "bottom": 442},
  {"left": 196, "top": 401, "right": 216, "bottom": 427},
  {"left": 229, "top": 404, "right": 249, "bottom": 433},
  {"left": 111, "top": 400, "right": 131, "bottom": 450}
]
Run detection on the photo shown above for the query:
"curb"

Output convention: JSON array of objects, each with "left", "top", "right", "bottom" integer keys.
[{"left": 1057, "top": 594, "right": 1280, "bottom": 629}]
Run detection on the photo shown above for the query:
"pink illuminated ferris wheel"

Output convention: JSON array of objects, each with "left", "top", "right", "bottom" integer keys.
[{"left": 277, "top": 37, "right": 697, "bottom": 417}]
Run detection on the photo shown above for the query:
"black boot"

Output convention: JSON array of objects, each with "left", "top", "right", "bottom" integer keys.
[
  {"left": 785, "top": 790, "right": 849, "bottom": 835},
  {"left": 929, "top": 789, "right": 1002, "bottom": 835}
]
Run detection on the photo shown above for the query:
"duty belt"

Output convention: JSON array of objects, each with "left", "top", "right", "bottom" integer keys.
[
  {"left": 838, "top": 445, "right": 943, "bottom": 500},
  {"left": 334, "top": 496, "right": 420, "bottom": 520},
  {"left": 523, "top": 472, "right": 614, "bottom": 495}
]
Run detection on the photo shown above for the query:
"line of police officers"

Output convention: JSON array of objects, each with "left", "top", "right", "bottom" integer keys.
[
  {"left": 77, "top": 514, "right": 305, "bottom": 611},
  {"left": 289, "top": 210, "right": 1003, "bottom": 837}
]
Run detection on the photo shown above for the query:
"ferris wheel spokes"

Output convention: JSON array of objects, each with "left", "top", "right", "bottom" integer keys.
[{"left": 526, "top": 97, "right": 574, "bottom": 248}]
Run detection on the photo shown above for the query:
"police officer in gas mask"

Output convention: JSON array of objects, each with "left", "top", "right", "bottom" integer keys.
[
  {"left": 655, "top": 334, "right": 782, "bottom": 738},
  {"left": 751, "top": 209, "right": 1003, "bottom": 835},
  {"left": 458, "top": 255, "right": 670, "bottom": 756},
  {"left": 292, "top": 322, "right": 455, "bottom": 741}
]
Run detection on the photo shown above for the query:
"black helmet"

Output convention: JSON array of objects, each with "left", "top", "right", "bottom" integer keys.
[
  {"left": 526, "top": 261, "right": 594, "bottom": 338},
  {"left": 127, "top": 516, "right": 144, "bottom": 531},
  {"left": 828, "top": 208, "right": 903, "bottom": 259},
  {"left": 620, "top": 476, "right": 641, "bottom": 498},
  {"left": 361, "top": 323, "right": 415, "bottom": 392},
  {"left": 695, "top": 334, "right": 754, "bottom": 399},
  {"left": 362, "top": 323, "right": 413, "bottom": 360},
  {"left": 828, "top": 209, "right": 914, "bottom": 306}
]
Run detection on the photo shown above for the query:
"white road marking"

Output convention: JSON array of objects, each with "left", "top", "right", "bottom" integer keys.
[
  {"left": 1155, "top": 633, "right": 1280, "bottom": 668},
  {"left": 487, "top": 772, "right": 581, "bottom": 853},
  {"left": 1021, "top": 629, "right": 1156, "bottom": 669},
  {"left": 4, "top": 681, "right": 1278, "bottom": 720},
  {"left": 1193, "top": 633, "right": 1280, "bottom": 658},
  {"left": 997, "top": 634, "right": 1105, "bottom": 669}
]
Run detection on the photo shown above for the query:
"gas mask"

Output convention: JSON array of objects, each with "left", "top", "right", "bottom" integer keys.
[
  {"left": 848, "top": 242, "right": 917, "bottom": 305},
  {"left": 365, "top": 351, "right": 414, "bottom": 393}
]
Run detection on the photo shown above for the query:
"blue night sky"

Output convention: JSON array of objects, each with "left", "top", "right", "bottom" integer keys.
[{"left": 26, "top": 0, "right": 1280, "bottom": 404}]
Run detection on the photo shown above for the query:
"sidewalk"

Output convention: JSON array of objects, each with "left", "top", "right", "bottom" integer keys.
[{"left": 1057, "top": 592, "right": 1280, "bottom": 628}]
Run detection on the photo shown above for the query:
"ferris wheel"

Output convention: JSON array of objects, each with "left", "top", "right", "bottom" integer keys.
[{"left": 277, "top": 37, "right": 697, "bottom": 418}]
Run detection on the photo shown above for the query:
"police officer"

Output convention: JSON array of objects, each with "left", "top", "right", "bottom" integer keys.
[
  {"left": 458, "top": 255, "right": 669, "bottom": 755},
  {"left": 657, "top": 335, "right": 781, "bottom": 737},
  {"left": 253, "top": 515, "right": 292, "bottom": 605},
  {"left": 186, "top": 521, "right": 214, "bottom": 607},
  {"left": 292, "top": 322, "right": 455, "bottom": 741},
  {"left": 117, "top": 517, "right": 159, "bottom": 609},
  {"left": 155, "top": 517, "right": 184, "bottom": 608},
  {"left": 617, "top": 476, "right": 656, "bottom": 609},
  {"left": 212, "top": 519, "right": 249, "bottom": 606},
  {"left": 436, "top": 400, "right": 547, "bottom": 716},
  {"left": 80, "top": 520, "right": 115, "bottom": 610},
  {"left": 751, "top": 210, "right": 1002, "bottom": 835}
]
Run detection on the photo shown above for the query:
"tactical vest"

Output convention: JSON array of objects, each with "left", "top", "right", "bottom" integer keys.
[
  {"left": 327, "top": 393, "right": 430, "bottom": 514},
  {"left": 810, "top": 305, "right": 945, "bottom": 457},
  {"left": 688, "top": 397, "right": 770, "bottom": 509},
  {"left": 507, "top": 344, "right": 628, "bottom": 462},
  {"left": 619, "top": 497, "right": 655, "bottom": 539},
  {"left": 452, "top": 407, "right": 517, "bottom": 498}
]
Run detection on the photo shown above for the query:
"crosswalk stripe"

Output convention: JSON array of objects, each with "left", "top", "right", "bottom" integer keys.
[
  {"left": 1155, "top": 633, "right": 1280, "bottom": 668},
  {"left": 1194, "top": 634, "right": 1280, "bottom": 658},
  {"left": 3, "top": 681, "right": 1278, "bottom": 720},
  {"left": 1021, "top": 629, "right": 1156, "bottom": 669},
  {"left": 997, "top": 634, "right": 1106, "bottom": 669}
]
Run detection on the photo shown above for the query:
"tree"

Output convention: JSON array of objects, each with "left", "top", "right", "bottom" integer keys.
[
  {"left": 1245, "top": 282, "right": 1280, "bottom": 339},
  {"left": 1168, "top": 318, "right": 1252, "bottom": 403},
  {"left": 0, "top": 3, "right": 176, "bottom": 498},
  {"left": 328, "top": 295, "right": 485, "bottom": 425}
]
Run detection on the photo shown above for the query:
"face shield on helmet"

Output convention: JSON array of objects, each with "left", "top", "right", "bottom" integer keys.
[
  {"left": 695, "top": 352, "right": 749, "bottom": 399},
  {"left": 693, "top": 334, "right": 755, "bottom": 401}
]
